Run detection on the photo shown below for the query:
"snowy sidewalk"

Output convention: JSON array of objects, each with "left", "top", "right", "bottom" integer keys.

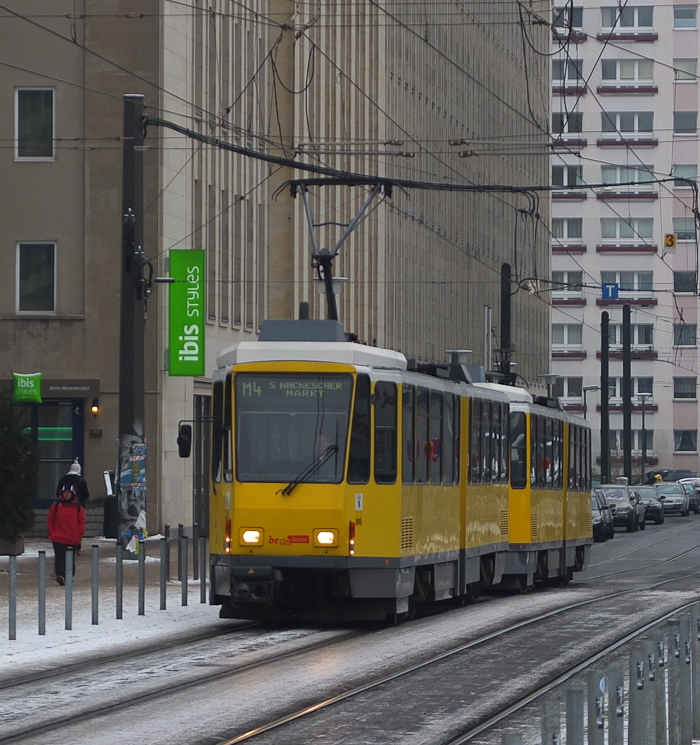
[{"left": 0, "top": 538, "right": 223, "bottom": 678}]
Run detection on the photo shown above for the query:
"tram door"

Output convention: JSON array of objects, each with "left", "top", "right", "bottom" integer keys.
[{"left": 193, "top": 394, "right": 211, "bottom": 536}]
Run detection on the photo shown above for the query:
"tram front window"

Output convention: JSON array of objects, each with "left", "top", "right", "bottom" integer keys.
[{"left": 235, "top": 373, "right": 353, "bottom": 483}]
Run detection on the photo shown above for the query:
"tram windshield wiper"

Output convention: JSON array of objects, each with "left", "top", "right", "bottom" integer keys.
[{"left": 281, "top": 444, "right": 339, "bottom": 496}]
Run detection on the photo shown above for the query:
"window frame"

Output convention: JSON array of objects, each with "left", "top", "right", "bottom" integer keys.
[
  {"left": 673, "top": 217, "right": 696, "bottom": 241},
  {"left": 674, "top": 59, "right": 698, "bottom": 81},
  {"left": 552, "top": 111, "right": 583, "bottom": 134},
  {"left": 674, "top": 430, "right": 698, "bottom": 453},
  {"left": 674, "top": 6, "right": 698, "bottom": 29},
  {"left": 600, "top": 217, "right": 654, "bottom": 243},
  {"left": 601, "top": 59, "right": 654, "bottom": 84},
  {"left": 553, "top": 6, "right": 583, "bottom": 28},
  {"left": 16, "top": 241, "right": 57, "bottom": 314},
  {"left": 673, "top": 165, "right": 698, "bottom": 187},
  {"left": 674, "top": 377, "right": 698, "bottom": 400},
  {"left": 674, "top": 323, "right": 698, "bottom": 347},
  {"left": 552, "top": 217, "right": 583, "bottom": 242},
  {"left": 601, "top": 164, "right": 655, "bottom": 190},
  {"left": 553, "top": 59, "right": 584, "bottom": 82},
  {"left": 674, "top": 270, "right": 697, "bottom": 293},
  {"left": 15, "top": 87, "right": 55, "bottom": 161},
  {"left": 552, "top": 323, "right": 583, "bottom": 347},
  {"left": 551, "top": 270, "right": 584, "bottom": 296},
  {"left": 601, "top": 5, "right": 653, "bottom": 29},
  {"left": 601, "top": 111, "right": 653, "bottom": 134},
  {"left": 674, "top": 111, "right": 698, "bottom": 134}
]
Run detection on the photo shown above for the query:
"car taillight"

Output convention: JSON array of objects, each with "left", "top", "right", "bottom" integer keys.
[
  {"left": 225, "top": 518, "right": 231, "bottom": 554},
  {"left": 349, "top": 521, "right": 355, "bottom": 556}
]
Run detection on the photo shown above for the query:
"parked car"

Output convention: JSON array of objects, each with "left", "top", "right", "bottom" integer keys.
[
  {"left": 634, "top": 485, "right": 665, "bottom": 525},
  {"left": 654, "top": 482, "right": 690, "bottom": 516},
  {"left": 591, "top": 489, "right": 615, "bottom": 541},
  {"left": 645, "top": 468, "right": 698, "bottom": 484},
  {"left": 678, "top": 478, "right": 700, "bottom": 514},
  {"left": 597, "top": 484, "right": 645, "bottom": 532}
]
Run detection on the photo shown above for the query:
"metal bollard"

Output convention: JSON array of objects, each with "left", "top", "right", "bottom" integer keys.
[
  {"left": 629, "top": 646, "right": 645, "bottom": 745},
  {"left": 651, "top": 628, "right": 667, "bottom": 745},
  {"left": 502, "top": 735, "right": 523, "bottom": 745},
  {"left": 65, "top": 548, "right": 74, "bottom": 631},
  {"left": 608, "top": 664, "right": 624, "bottom": 745},
  {"left": 644, "top": 639, "right": 657, "bottom": 745},
  {"left": 669, "top": 618, "right": 682, "bottom": 745},
  {"left": 181, "top": 535, "right": 188, "bottom": 606},
  {"left": 38, "top": 550, "right": 46, "bottom": 636},
  {"left": 541, "top": 701, "right": 560, "bottom": 745},
  {"left": 160, "top": 537, "right": 167, "bottom": 610},
  {"left": 164, "top": 524, "right": 171, "bottom": 582},
  {"left": 691, "top": 602, "right": 700, "bottom": 739},
  {"left": 193, "top": 523, "right": 199, "bottom": 580},
  {"left": 9, "top": 555, "right": 17, "bottom": 641},
  {"left": 116, "top": 542, "right": 123, "bottom": 620},
  {"left": 177, "top": 523, "right": 184, "bottom": 581},
  {"left": 679, "top": 615, "right": 692, "bottom": 745},
  {"left": 566, "top": 685, "right": 585, "bottom": 745},
  {"left": 589, "top": 669, "right": 607, "bottom": 745},
  {"left": 91, "top": 545, "right": 99, "bottom": 625},
  {"left": 199, "top": 536, "right": 207, "bottom": 604},
  {"left": 138, "top": 537, "right": 146, "bottom": 616}
]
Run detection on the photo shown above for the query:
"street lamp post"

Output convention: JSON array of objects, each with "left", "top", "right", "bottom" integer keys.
[
  {"left": 582, "top": 385, "right": 600, "bottom": 420},
  {"left": 639, "top": 392, "right": 652, "bottom": 484}
]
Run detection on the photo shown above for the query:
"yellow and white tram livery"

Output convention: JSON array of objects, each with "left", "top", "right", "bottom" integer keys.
[{"left": 205, "top": 319, "right": 591, "bottom": 622}]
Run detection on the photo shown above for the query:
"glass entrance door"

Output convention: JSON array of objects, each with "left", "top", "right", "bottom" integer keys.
[{"left": 30, "top": 399, "right": 84, "bottom": 507}]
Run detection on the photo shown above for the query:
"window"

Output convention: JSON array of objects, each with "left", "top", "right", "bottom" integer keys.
[
  {"left": 606, "top": 324, "right": 654, "bottom": 347},
  {"left": 600, "top": 218, "right": 653, "bottom": 242},
  {"left": 552, "top": 377, "right": 583, "bottom": 398},
  {"left": 674, "top": 6, "right": 697, "bottom": 28},
  {"left": 674, "top": 59, "right": 698, "bottom": 81},
  {"left": 374, "top": 381, "right": 397, "bottom": 484},
  {"left": 674, "top": 165, "right": 697, "bottom": 186},
  {"left": 674, "top": 430, "right": 698, "bottom": 452},
  {"left": 602, "top": 6, "right": 653, "bottom": 28},
  {"left": 601, "top": 111, "right": 653, "bottom": 133},
  {"left": 15, "top": 88, "right": 54, "bottom": 159},
  {"left": 601, "top": 164, "right": 654, "bottom": 189},
  {"left": 552, "top": 165, "right": 583, "bottom": 187},
  {"left": 552, "top": 112, "right": 583, "bottom": 134},
  {"left": 402, "top": 384, "right": 415, "bottom": 484},
  {"left": 17, "top": 242, "right": 56, "bottom": 312},
  {"left": 348, "top": 374, "right": 371, "bottom": 484},
  {"left": 554, "top": 6, "right": 583, "bottom": 28},
  {"left": 674, "top": 112, "right": 698, "bottom": 133},
  {"left": 610, "top": 430, "right": 654, "bottom": 451},
  {"left": 416, "top": 388, "right": 429, "bottom": 484},
  {"left": 552, "top": 323, "right": 583, "bottom": 345},
  {"left": 552, "top": 218, "right": 583, "bottom": 241},
  {"left": 601, "top": 59, "right": 653, "bottom": 82},
  {"left": 674, "top": 323, "right": 697, "bottom": 346},
  {"left": 674, "top": 271, "right": 697, "bottom": 292},
  {"left": 552, "top": 270, "right": 584, "bottom": 294},
  {"left": 607, "top": 377, "right": 653, "bottom": 398},
  {"left": 429, "top": 391, "right": 442, "bottom": 485},
  {"left": 510, "top": 412, "right": 527, "bottom": 489},
  {"left": 553, "top": 59, "right": 584, "bottom": 82},
  {"left": 673, "top": 218, "right": 696, "bottom": 240},
  {"left": 674, "top": 377, "right": 697, "bottom": 399},
  {"left": 600, "top": 270, "right": 653, "bottom": 294}
]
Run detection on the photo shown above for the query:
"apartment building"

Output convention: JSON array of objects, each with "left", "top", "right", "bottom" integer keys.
[
  {"left": 551, "top": 1, "right": 700, "bottom": 478},
  {"left": 1, "top": 1, "right": 552, "bottom": 533}
]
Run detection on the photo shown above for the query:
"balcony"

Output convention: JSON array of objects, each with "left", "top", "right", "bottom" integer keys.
[
  {"left": 596, "top": 31, "right": 658, "bottom": 42},
  {"left": 596, "top": 137, "right": 658, "bottom": 148},
  {"left": 596, "top": 244, "right": 658, "bottom": 254},
  {"left": 596, "top": 190, "right": 657, "bottom": 201},
  {"left": 552, "top": 244, "right": 587, "bottom": 254},
  {"left": 597, "top": 85, "right": 658, "bottom": 95}
]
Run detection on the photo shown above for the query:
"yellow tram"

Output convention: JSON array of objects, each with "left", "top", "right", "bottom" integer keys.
[{"left": 201, "top": 319, "right": 591, "bottom": 622}]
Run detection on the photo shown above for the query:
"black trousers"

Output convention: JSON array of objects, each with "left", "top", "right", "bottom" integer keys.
[{"left": 53, "top": 542, "right": 79, "bottom": 578}]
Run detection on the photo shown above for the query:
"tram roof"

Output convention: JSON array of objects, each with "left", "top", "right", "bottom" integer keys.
[
  {"left": 216, "top": 341, "right": 408, "bottom": 371},
  {"left": 472, "top": 382, "right": 534, "bottom": 403}
]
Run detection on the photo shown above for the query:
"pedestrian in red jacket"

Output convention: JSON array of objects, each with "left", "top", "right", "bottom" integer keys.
[{"left": 47, "top": 485, "right": 86, "bottom": 585}]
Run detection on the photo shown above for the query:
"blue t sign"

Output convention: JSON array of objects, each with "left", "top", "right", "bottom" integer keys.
[{"left": 602, "top": 283, "right": 619, "bottom": 300}]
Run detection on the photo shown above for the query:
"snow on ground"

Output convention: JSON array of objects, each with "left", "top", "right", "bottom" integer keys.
[{"left": 0, "top": 538, "right": 223, "bottom": 676}]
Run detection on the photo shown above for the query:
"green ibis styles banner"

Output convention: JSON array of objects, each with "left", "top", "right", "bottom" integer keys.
[{"left": 168, "top": 249, "right": 205, "bottom": 377}]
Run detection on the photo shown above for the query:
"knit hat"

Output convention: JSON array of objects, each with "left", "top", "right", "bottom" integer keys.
[
  {"left": 69, "top": 462, "right": 81, "bottom": 475},
  {"left": 61, "top": 485, "right": 76, "bottom": 498}
]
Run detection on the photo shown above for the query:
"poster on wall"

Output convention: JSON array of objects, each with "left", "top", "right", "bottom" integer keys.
[
  {"left": 118, "top": 441, "right": 147, "bottom": 554},
  {"left": 168, "top": 249, "right": 205, "bottom": 377}
]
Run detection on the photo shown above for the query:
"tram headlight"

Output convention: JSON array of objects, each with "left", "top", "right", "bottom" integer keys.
[
  {"left": 240, "top": 528, "right": 263, "bottom": 546},
  {"left": 314, "top": 529, "right": 338, "bottom": 547}
]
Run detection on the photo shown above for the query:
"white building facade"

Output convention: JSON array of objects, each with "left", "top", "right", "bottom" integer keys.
[{"left": 551, "top": 1, "right": 700, "bottom": 478}]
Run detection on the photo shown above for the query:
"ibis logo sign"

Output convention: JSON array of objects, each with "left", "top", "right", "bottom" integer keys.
[
  {"left": 12, "top": 372, "right": 42, "bottom": 403},
  {"left": 168, "top": 250, "right": 205, "bottom": 377}
]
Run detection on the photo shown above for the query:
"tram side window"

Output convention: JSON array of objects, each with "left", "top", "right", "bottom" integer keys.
[
  {"left": 537, "top": 416, "right": 547, "bottom": 488},
  {"left": 553, "top": 419, "right": 562, "bottom": 488},
  {"left": 443, "top": 394, "right": 455, "bottom": 485},
  {"left": 568, "top": 425, "right": 577, "bottom": 489},
  {"left": 530, "top": 414, "right": 537, "bottom": 486},
  {"left": 586, "top": 429, "right": 591, "bottom": 490},
  {"left": 510, "top": 411, "right": 527, "bottom": 489},
  {"left": 348, "top": 374, "right": 371, "bottom": 484},
  {"left": 374, "top": 381, "right": 397, "bottom": 484},
  {"left": 545, "top": 418, "right": 553, "bottom": 488},
  {"left": 430, "top": 391, "right": 442, "bottom": 484},
  {"left": 501, "top": 404, "right": 509, "bottom": 484},
  {"left": 416, "top": 388, "right": 429, "bottom": 484},
  {"left": 454, "top": 396, "right": 461, "bottom": 484},
  {"left": 223, "top": 371, "right": 233, "bottom": 482},
  {"left": 212, "top": 378, "right": 224, "bottom": 483},
  {"left": 482, "top": 401, "right": 492, "bottom": 482},
  {"left": 470, "top": 398, "right": 482, "bottom": 484},
  {"left": 402, "top": 384, "right": 415, "bottom": 484}
]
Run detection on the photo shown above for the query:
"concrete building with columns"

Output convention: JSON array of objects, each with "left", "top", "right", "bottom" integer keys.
[{"left": 0, "top": 0, "right": 553, "bottom": 533}]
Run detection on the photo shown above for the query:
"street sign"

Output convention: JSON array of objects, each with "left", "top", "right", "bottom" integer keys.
[
  {"left": 168, "top": 249, "right": 205, "bottom": 376},
  {"left": 665, "top": 233, "right": 677, "bottom": 249},
  {"left": 602, "top": 283, "right": 619, "bottom": 300}
]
